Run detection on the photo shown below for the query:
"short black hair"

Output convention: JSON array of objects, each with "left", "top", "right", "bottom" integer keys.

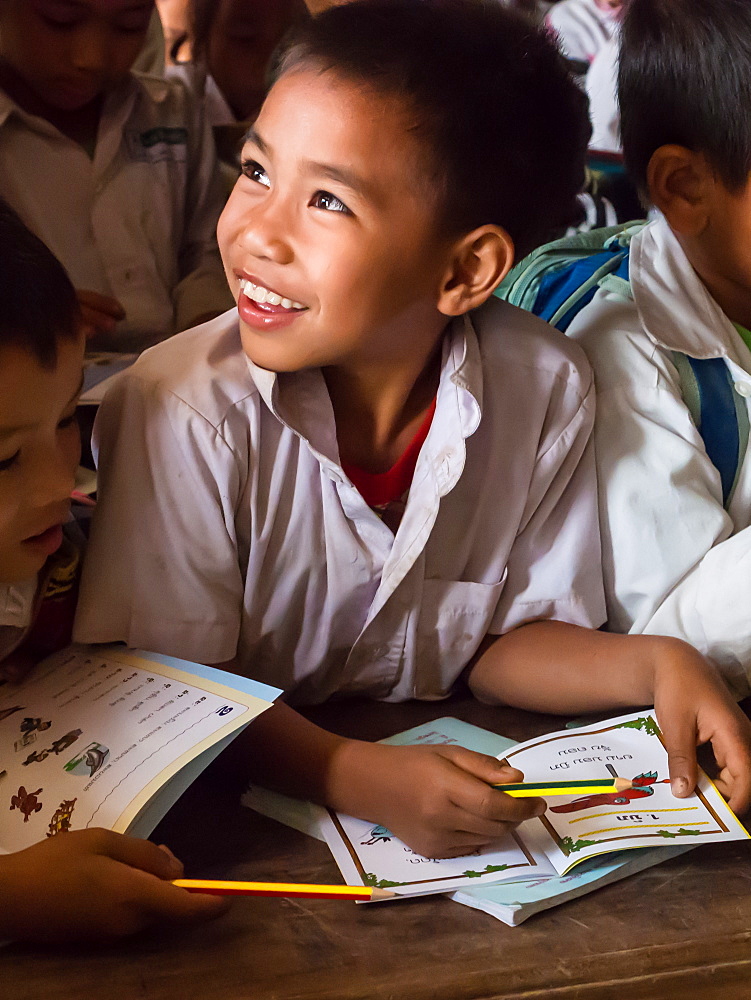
[
  {"left": 0, "top": 201, "right": 80, "bottom": 368},
  {"left": 276, "top": 0, "right": 590, "bottom": 257},
  {"left": 619, "top": 0, "right": 751, "bottom": 196}
]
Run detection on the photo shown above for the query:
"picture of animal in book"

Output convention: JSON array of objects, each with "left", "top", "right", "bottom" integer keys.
[
  {"left": 10, "top": 785, "right": 43, "bottom": 822},
  {"left": 550, "top": 772, "right": 671, "bottom": 813}
]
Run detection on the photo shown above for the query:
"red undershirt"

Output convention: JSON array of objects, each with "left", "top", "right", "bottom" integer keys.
[{"left": 342, "top": 399, "right": 437, "bottom": 520}]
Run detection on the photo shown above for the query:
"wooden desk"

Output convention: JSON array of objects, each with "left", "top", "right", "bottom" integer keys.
[{"left": 6, "top": 697, "right": 751, "bottom": 1000}]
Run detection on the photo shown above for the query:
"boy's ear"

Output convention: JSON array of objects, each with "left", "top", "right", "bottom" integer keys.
[
  {"left": 648, "top": 145, "right": 714, "bottom": 236},
  {"left": 437, "top": 225, "right": 515, "bottom": 317}
]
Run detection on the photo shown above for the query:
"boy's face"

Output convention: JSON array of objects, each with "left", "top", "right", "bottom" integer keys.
[
  {"left": 0, "top": 0, "right": 154, "bottom": 112},
  {"left": 208, "top": 0, "right": 304, "bottom": 123},
  {"left": 217, "top": 68, "right": 454, "bottom": 376},
  {"left": 594, "top": 0, "right": 624, "bottom": 17},
  {"left": 0, "top": 335, "right": 84, "bottom": 584}
]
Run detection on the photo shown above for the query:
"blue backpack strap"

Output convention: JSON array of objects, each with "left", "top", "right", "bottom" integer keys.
[
  {"left": 533, "top": 248, "right": 631, "bottom": 333},
  {"left": 672, "top": 353, "right": 745, "bottom": 508}
]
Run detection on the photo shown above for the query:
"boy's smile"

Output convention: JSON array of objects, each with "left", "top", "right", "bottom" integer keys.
[{"left": 217, "top": 67, "right": 454, "bottom": 381}]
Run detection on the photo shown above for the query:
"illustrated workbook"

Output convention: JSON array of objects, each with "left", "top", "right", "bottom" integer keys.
[
  {"left": 0, "top": 644, "right": 279, "bottom": 851},
  {"left": 315, "top": 711, "right": 749, "bottom": 899}
]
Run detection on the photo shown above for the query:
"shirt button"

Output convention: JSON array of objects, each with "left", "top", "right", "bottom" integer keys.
[{"left": 735, "top": 381, "right": 751, "bottom": 398}]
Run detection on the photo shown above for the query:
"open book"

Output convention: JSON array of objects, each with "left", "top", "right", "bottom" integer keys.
[
  {"left": 0, "top": 644, "right": 279, "bottom": 851},
  {"left": 314, "top": 710, "right": 749, "bottom": 898}
]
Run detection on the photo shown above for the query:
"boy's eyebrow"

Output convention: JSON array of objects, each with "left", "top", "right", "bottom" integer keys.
[
  {"left": 0, "top": 372, "right": 84, "bottom": 438},
  {"left": 242, "top": 126, "right": 376, "bottom": 201}
]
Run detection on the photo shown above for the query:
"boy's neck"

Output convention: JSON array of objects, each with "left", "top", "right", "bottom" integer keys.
[
  {"left": 676, "top": 231, "right": 751, "bottom": 333},
  {"left": 324, "top": 342, "right": 443, "bottom": 474},
  {"left": 0, "top": 60, "right": 102, "bottom": 148}
]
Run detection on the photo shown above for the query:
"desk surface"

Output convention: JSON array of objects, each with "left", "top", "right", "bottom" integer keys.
[{"left": 6, "top": 697, "right": 751, "bottom": 1000}]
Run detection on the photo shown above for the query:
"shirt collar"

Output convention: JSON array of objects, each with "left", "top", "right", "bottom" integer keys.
[
  {"left": 631, "top": 215, "right": 751, "bottom": 367},
  {"left": 243, "top": 311, "right": 484, "bottom": 481},
  {"left": 0, "top": 577, "right": 37, "bottom": 629}
]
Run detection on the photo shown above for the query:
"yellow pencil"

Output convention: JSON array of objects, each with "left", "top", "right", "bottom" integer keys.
[
  {"left": 173, "top": 879, "right": 396, "bottom": 900},
  {"left": 494, "top": 777, "right": 633, "bottom": 797}
]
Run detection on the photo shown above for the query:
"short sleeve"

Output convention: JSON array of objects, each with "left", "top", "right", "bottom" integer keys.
[
  {"left": 74, "top": 371, "right": 247, "bottom": 663},
  {"left": 488, "top": 372, "right": 606, "bottom": 634}
]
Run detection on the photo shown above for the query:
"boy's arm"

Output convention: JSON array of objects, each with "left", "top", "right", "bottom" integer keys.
[
  {"left": 233, "top": 700, "right": 545, "bottom": 860},
  {"left": 0, "top": 830, "right": 226, "bottom": 942},
  {"left": 468, "top": 621, "right": 751, "bottom": 812}
]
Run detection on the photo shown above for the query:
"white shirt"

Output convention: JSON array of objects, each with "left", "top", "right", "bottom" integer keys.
[
  {"left": 166, "top": 63, "right": 237, "bottom": 128},
  {"left": 567, "top": 217, "right": 751, "bottom": 696},
  {"left": 74, "top": 298, "right": 605, "bottom": 704},
  {"left": 586, "top": 35, "right": 620, "bottom": 152},
  {"left": 546, "top": 0, "right": 618, "bottom": 65},
  {"left": 0, "top": 72, "right": 232, "bottom": 352}
]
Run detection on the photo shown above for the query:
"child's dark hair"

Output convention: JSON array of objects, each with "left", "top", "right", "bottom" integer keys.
[
  {"left": 619, "top": 0, "right": 751, "bottom": 196},
  {"left": 275, "top": 0, "right": 590, "bottom": 257},
  {"left": 0, "top": 201, "right": 80, "bottom": 367},
  {"left": 176, "top": 0, "right": 308, "bottom": 64}
]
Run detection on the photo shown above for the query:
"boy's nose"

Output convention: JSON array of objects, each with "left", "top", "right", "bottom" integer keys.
[
  {"left": 70, "top": 25, "right": 111, "bottom": 75},
  {"left": 30, "top": 444, "right": 79, "bottom": 510},
  {"left": 236, "top": 202, "right": 294, "bottom": 266}
]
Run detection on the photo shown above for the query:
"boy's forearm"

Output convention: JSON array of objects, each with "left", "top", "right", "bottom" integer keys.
[
  {"left": 467, "top": 620, "right": 682, "bottom": 715},
  {"left": 232, "top": 700, "right": 358, "bottom": 806}
]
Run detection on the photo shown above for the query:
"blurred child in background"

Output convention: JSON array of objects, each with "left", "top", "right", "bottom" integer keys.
[{"left": 0, "top": 0, "right": 231, "bottom": 352}]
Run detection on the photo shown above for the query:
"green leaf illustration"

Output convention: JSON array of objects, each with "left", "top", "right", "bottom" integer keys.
[
  {"left": 363, "top": 873, "right": 407, "bottom": 888},
  {"left": 615, "top": 716, "right": 661, "bottom": 737},
  {"left": 560, "top": 835, "right": 599, "bottom": 853},
  {"left": 656, "top": 828, "right": 702, "bottom": 839},
  {"left": 462, "top": 864, "right": 510, "bottom": 878}
]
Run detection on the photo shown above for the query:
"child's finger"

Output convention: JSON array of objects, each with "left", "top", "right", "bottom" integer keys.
[
  {"left": 76, "top": 289, "right": 126, "bottom": 319},
  {"left": 438, "top": 745, "right": 522, "bottom": 785},
  {"left": 659, "top": 710, "right": 698, "bottom": 798},
  {"left": 142, "top": 878, "right": 231, "bottom": 924},
  {"left": 84, "top": 829, "right": 185, "bottom": 880},
  {"left": 712, "top": 737, "right": 751, "bottom": 814}
]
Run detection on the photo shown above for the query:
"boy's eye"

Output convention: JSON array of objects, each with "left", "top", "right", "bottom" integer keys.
[
  {"left": 309, "top": 191, "right": 351, "bottom": 215},
  {"left": 0, "top": 451, "right": 20, "bottom": 473},
  {"left": 241, "top": 159, "right": 270, "bottom": 188}
]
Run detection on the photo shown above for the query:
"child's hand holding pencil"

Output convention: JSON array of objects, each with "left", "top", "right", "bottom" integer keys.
[{"left": 325, "top": 741, "right": 547, "bottom": 860}]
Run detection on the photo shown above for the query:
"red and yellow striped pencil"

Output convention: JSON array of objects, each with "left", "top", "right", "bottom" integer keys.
[{"left": 173, "top": 879, "right": 395, "bottom": 900}]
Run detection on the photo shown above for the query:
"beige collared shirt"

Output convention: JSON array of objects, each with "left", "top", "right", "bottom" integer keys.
[
  {"left": 74, "top": 298, "right": 604, "bottom": 704},
  {"left": 0, "top": 72, "right": 232, "bottom": 352}
]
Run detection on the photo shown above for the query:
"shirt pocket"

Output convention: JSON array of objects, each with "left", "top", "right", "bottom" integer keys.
[{"left": 413, "top": 573, "right": 507, "bottom": 699}]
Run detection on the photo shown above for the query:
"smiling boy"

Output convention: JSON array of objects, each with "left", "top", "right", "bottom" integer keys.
[{"left": 76, "top": 0, "right": 751, "bottom": 859}]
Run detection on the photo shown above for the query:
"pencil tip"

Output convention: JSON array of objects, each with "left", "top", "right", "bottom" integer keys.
[{"left": 370, "top": 887, "right": 398, "bottom": 900}]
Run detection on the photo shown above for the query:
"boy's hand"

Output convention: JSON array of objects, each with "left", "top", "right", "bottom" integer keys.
[
  {"left": 0, "top": 829, "right": 228, "bottom": 942},
  {"left": 652, "top": 641, "right": 751, "bottom": 814},
  {"left": 328, "top": 741, "right": 545, "bottom": 859},
  {"left": 76, "top": 290, "right": 126, "bottom": 340}
]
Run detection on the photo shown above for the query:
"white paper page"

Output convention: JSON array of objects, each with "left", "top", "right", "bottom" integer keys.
[
  {"left": 317, "top": 809, "right": 555, "bottom": 898},
  {"left": 0, "top": 646, "right": 273, "bottom": 851},
  {"left": 504, "top": 711, "right": 750, "bottom": 874}
]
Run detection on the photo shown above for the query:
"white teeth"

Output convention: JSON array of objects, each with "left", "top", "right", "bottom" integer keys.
[{"left": 238, "top": 278, "right": 304, "bottom": 310}]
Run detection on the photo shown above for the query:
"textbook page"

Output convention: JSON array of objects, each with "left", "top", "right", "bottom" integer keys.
[
  {"left": 317, "top": 719, "right": 557, "bottom": 898},
  {"left": 506, "top": 710, "right": 750, "bottom": 875},
  {"left": 317, "top": 712, "right": 748, "bottom": 895},
  {"left": 0, "top": 644, "right": 279, "bottom": 851}
]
